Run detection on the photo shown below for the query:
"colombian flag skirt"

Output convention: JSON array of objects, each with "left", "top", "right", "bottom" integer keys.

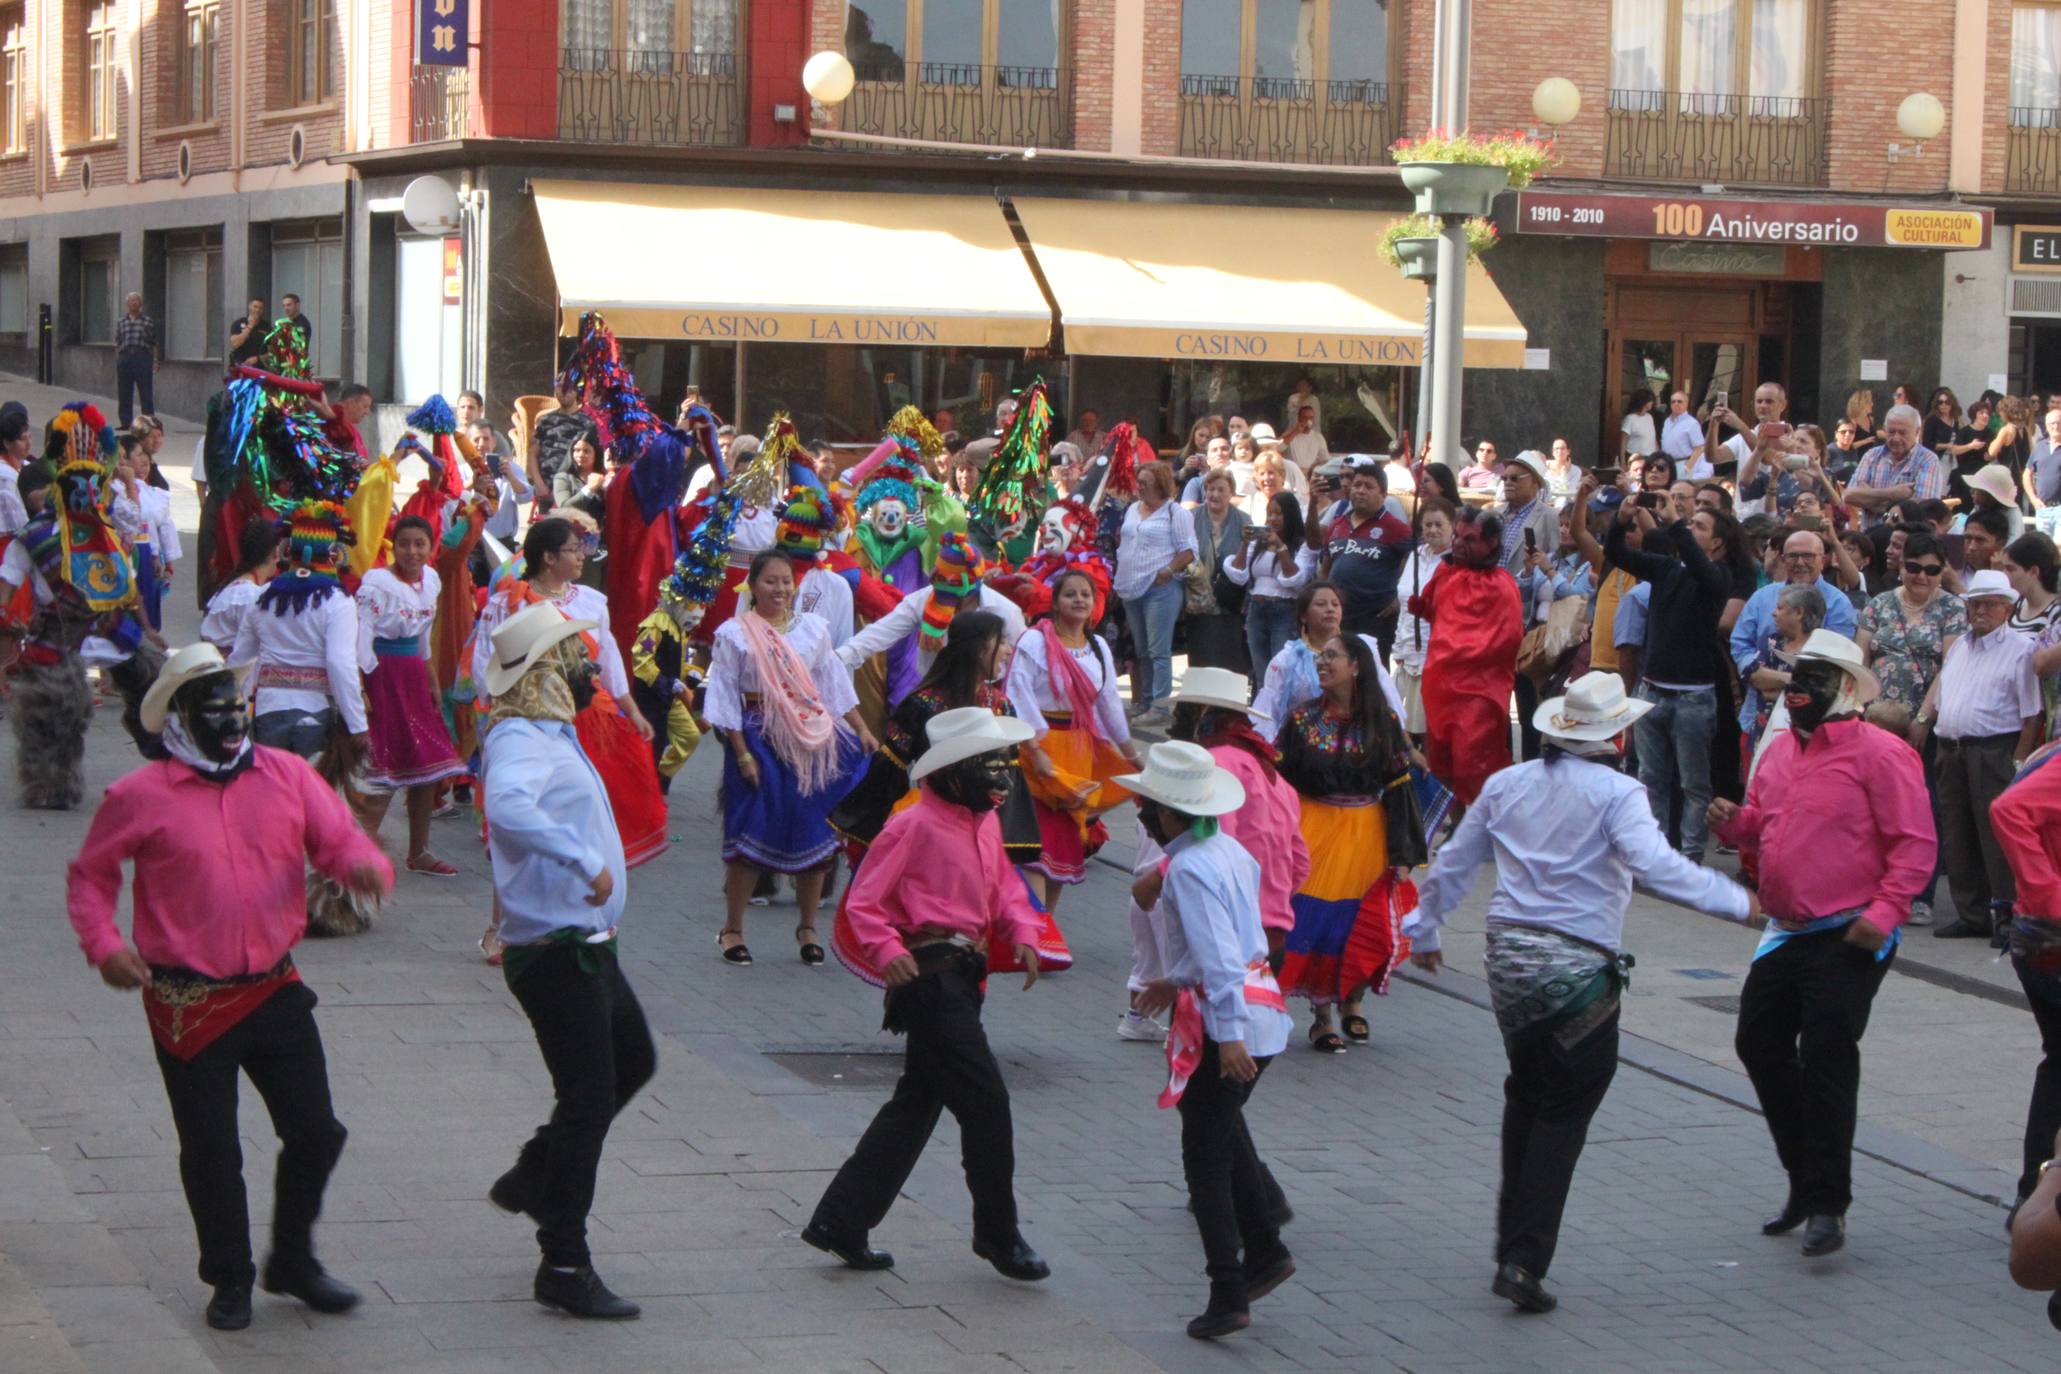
[{"left": 1276, "top": 797, "right": 1413, "bottom": 1006}]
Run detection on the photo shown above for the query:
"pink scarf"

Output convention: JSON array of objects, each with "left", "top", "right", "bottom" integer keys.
[
  {"left": 1040, "top": 619, "right": 1107, "bottom": 740},
  {"left": 737, "top": 610, "right": 840, "bottom": 794}
]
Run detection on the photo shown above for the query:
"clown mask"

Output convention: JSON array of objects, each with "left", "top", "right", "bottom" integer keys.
[{"left": 867, "top": 496, "right": 910, "bottom": 541}]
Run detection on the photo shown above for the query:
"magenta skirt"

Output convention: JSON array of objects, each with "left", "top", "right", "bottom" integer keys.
[{"left": 363, "top": 646, "right": 466, "bottom": 791}]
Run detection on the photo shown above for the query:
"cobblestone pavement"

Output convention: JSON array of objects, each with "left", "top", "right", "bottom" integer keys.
[{"left": 0, "top": 375, "right": 2055, "bottom": 1373}]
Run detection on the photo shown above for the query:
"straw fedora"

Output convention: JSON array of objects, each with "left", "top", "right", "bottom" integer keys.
[
  {"left": 1967, "top": 463, "right": 2019, "bottom": 509},
  {"left": 139, "top": 642, "right": 251, "bottom": 734},
  {"left": 1961, "top": 568, "right": 2017, "bottom": 602},
  {"left": 1531, "top": 670, "right": 1654, "bottom": 743},
  {"left": 482, "top": 602, "right": 597, "bottom": 698},
  {"left": 1792, "top": 627, "right": 1881, "bottom": 704},
  {"left": 1505, "top": 449, "right": 1553, "bottom": 487},
  {"left": 1115, "top": 741, "right": 1245, "bottom": 818},
  {"left": 1172, "top": 667, "right": 1254, "bottom": 714},
  {"left": 908, "top": 706, "right": 1035, "bottom": 783}
]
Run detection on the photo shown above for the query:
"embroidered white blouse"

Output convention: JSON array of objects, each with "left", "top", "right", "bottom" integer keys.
[
  {"left": 354, "top": 566, "right": 442, "bottom": 672},
  {"left": 1005, "top": 629, "right": 1131, "bottom": 742},
  {"left": 703, "top": 611, "right": 859, "bottom": 733}
]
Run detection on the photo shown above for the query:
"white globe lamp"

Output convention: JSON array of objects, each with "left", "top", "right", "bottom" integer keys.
[
  {"left": 1531, "top": 78, "right": 1582, "bottom": 129},
  {"left": 803, "top": 51, "right": 857, "bottom": 106}
]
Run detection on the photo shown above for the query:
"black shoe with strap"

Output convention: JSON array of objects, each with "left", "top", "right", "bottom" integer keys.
[
  {"left": 261, "top": 1257, "right": 360, "bottom": 1315},
  {"left": 533, "top": 1262, "right": 641, "bottom": 1319}
]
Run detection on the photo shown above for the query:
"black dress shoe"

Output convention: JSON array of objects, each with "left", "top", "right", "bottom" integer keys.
[
  {"left": 1801, "top": 1214, "right": 1845, "bottom": 1257},
  {"left": 971, "top": 1234, "right": 1051, "bottom": 1281},
  {"left": 533, "top": 1263, "right": 641, "bottom": 1319},
  {"left": 1932, "top": 918, "right": 1991, "bottom": 939},
  {"left": 205, "top": 1282, "right": 252, "bottom": 1331},
  {"left": 1243, "top": 1250, "right": 1296, "bottom": 1302},
  {"left": 1491, "top": 1261, "right": 1557, "bottom": 1314},
  {"left": 261, "top": 1258, "right": 360, "bottom": 1315},
  {"left": 1761, "top": 1195, "right": 1807, "bottom": 1235},
  {"left": 1186, "top": 1296, "right": 1251, "bottom": 1340},
  {"left": 489, "top": 1165, "right": 538, "bottom": 1219},
  {"left": 800, "top": 1221, "right": 894, "bottom": 1270}
]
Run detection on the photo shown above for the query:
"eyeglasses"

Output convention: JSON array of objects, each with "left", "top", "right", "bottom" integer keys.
[
  {"left": 1904, "top": 562, "right": 1944, "bottom": 576},
  {"left": 1783, "top": 551, "right": 1822, "bottom": 562},
  {"left": 1316, "top": 649, "right": 1349, "bottom": 663}
]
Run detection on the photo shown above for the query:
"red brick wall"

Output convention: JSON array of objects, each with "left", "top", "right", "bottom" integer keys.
[
  {"left": 139, "top": 0, "right": 232, "bottom": 181},
  {"left": 1138, "top": 0, "right": 1177, "bottom": 154},
  {"left": 1981, "top": 0, "right": 2008, "bottom": 194},
  {"left": 242, "top": 0, "right": 345, "bottom": 166},
  {"left": 1072, "top": 0, "right": 1111, "bottom": 150},
  {"left": 476, "top": 0, "right": 556, "bottom": 138},
  {"left": 747, "top": 0, "right": 806, "bottom": 147},
  {"left": 1823, "top": 0, "right": 1952, "bottom": 192},
  {"left": 0, "top": 1, "right": 36, "bottom": 198},
  {"left": 1465, "top": 0, "right": 1607, "bottom": 178}
]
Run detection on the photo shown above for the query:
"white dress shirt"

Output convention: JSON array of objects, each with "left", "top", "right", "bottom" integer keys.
[
  {"left": 482, "top": 464, "right": 535, "bottom": 540},
  {"left": 1160, "top": 829, "right": 1291, "bottom": 1056},
  {"left": 200, "top": 578, "right": 263, "bottom": 651},
  {"left": 795, "top": 564, "right": 855, "bottom": 647},
  {"left": 1934, "top": 625, "right": 2043, "bottom": 739},
  {"left": 1005, "top": 629, "right": 1130, "bottom": 742},
  {"left": 1220, "top": 543, "right": 1316, "bottom": 599},
  {"left": 228, "top": 585, "right": 368, "bottom": 734},
  {"left": 1250, "top": 635, "right": 1405, "bottom": 741},
  {"left": 481, "top": 717, "right": 627, "bottom": 944},
  {"left": 1113, "top": 499, "right": 1200, "bottom": 601},
  {"left": 703, "top": 611, "right": 858, "bottom": 731},
  {"left": 1660, "top": 411, "right": 1704, "bottom": 463},
  {"left": 1409, "top": 755, "right": 1753, "bottom": 954},
  {"left": 472, "top": 583, "right": 630, "bottom": 703},
  {"left": 836, "top": 583, "right": 1026, "bottom": 674},
  {"left": 354, "top": 566, "right": 440, "bottom": 672},
  {"left": 0, "top": 464, "right": 26, "bottom": 535}
]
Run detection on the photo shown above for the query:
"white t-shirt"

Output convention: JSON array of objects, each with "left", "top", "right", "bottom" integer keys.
[{"left": 1621, "top": 412, "right": 1657, "bottom": 458}]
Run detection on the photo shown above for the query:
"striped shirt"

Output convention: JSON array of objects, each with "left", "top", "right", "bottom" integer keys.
[
  {"left": 1112, "top": 498, "right": 1199, "bottom": 600},
  {"left": 113, "top": 312, "right": 156, "bottom": 354},
  {"left": 1934, "top": 625, "right": 2042, "bottom": 739},
  {"left": 1851, "top": 442, "right": 1947, "bottom": 517}
]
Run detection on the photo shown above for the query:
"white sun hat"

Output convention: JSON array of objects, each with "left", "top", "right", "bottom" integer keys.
[
  {"left": 1532, "top": 670, "right": 1654, "bottom": 743},
  {"left": 1115, "top": 740, "right": 1246, "bottom": 818},
  {"left": 140, "top": 642, "right": 252, "bottom": 734},
  {"left": 909, "top": 706, "right": 1035, "bottom": 783}
]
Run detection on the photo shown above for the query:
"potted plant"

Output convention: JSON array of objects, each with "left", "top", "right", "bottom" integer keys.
[
  {"left": 1379, "top": 213, "right": 1501, "bottom": 280},
  {"left": 1390, "top": 130, "right": 1558, "bottom": 218}
]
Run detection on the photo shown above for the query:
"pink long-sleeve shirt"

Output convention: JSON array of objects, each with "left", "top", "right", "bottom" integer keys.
[
  {"left": 68, "top": 749, "right": 393, "bottom": 978},
  {"left": 1995, "top": 744, "right": 2061, "bottom": 920},
  {"left": 1713, "top": 717, "right": 1935, "bottom": 936},
  {"left": 1209, "top": 744, "right": 1311, "bottom": 934},
  {"left": 844, "top": 786, "right": 1043, "bottom": 971}
]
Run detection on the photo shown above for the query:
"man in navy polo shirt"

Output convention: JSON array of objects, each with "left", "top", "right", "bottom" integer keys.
[{"left": 1306, "top": 459, "right": 1412, "bottom": 663}]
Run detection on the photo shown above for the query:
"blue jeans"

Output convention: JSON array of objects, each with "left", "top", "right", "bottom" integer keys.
[
  {"left": 1634, "top": 684, "right": 1715, "bottom": 860},
  {"left": 1122, "top": 578, "right": 1184, "bottom": 709},
  {"left": 1243, "top": 596, "right": 1298, "bottom": 686}
]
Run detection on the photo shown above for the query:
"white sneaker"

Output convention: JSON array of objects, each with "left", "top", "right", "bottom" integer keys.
[
  {"left": 1118, "top": 1010, "right": 1167, "bottom": 1042},
  {"left": 1908, "top": 899, "right": 1933, "bottom": 927}
]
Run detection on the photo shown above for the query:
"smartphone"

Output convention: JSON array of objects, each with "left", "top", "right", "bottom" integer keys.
[
  {"left": 1592, "top": 465, "right": 1621, "bottom": 484},
  {"left": 1635, "top": 491, "right": 1664, "bottom": 510},
  {"left": 1523, "top": 527, "right": 1538, "bottom": 554},
  {"left": 1793, "top": 514, "right": 1823, "bottom": 530},
  {"left": 486, "top": 453, "right": 504, "bottom": 479},
  {"left": 1759, "top": 420, "right": 1792, "bottom": 442},
  {"left": 1712, "top": 391, "right": 1728, "bottom": 413}
]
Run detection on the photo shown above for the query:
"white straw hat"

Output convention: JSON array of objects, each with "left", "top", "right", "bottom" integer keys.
[
  {"left": 1961, "top": 568, "right": 2017, "bottom": 602},
  {"left": 1114, "top": 740, "right": 1246, "bottom": 818},
  {"left": 1532, "top": 670, "right": 1654, "bottom": 743},
  {"left": 1967, "top": 463, "right": 2019, "bottom": 509},
  {"left": 482, "top": 602, "right": 598, "bottom": 697},
  {"left": 1793, "top": 627, "right": 1881, "bottom": 704},
  {"left": 1506, "top": 449, "right": 1552, "bottom": 486},
  {"left": 1172, "top": 667, "right": 1254, "bottom": 714},
  {"left": 909, "top": 706, "right": 1035, "bottom": 783},
  {"left": 140, "top": 642, "right": 251, "bottom": 734}
]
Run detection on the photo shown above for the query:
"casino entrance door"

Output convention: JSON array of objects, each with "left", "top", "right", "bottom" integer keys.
[{"left": 1605, "top": 277, "right": 1795, "bottom": 468}]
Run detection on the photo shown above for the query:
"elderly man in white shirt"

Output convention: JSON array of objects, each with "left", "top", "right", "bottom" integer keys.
[
  {"left": 1659, "top": 390, "right": 1708, "bottom": 478},
  {"left": 1913, "top": 570, "right": 2047, "bottom": 942}
]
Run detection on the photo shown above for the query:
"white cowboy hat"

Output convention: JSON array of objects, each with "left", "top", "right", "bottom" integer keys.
[
  {"left": 1506, "top": 449, "right": 1552, "bottom": 486},
  {"left": 909, "top": 706, "right": 1035, "bottom": 783},
  {"left": 482, "top": 602, "right": 597, "bottom": 697},
  {"left": 1115, "top": 740, "right": 1246, "bottom": 818},
  {"left": 1248, "top": 422, "right": 1280, "bottom": 445},
  {"left": 1532, "top": 670, "right": 1654, "bottom": 743},
  {"left": 1962, "top": 568, "right": 2017, "bottom": 601},
  {"left": 140, "top": 642, "right": 252, "bottom": 734},
  {"left": 1173, "top": 666, "right": 1254, "bottom": 714},
  {"left": 1968, "top": 463, "right": 2019, "bottom": 509},
  {"left": 1793, "top": 627, "right": 1881, "bottom": 704}
]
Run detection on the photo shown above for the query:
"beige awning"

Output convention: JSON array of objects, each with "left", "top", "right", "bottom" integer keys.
[
  {"left": 531, "top": 180, "right": 1052, "bottom": 348},
  {"left": 1010, "top": 197, "right": 1527, "bottom": 367}
]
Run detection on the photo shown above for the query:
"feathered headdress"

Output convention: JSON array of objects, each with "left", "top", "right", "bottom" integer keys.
[
  {"left": 37, "top": 403, "right": 133, "bottom": 612},
  {"left": 969, "top": 379, "right": 1052, "bottom": 527},
  {"left": 886, "top": 405, "right": 945, "bottom": 465},
  {"left": 558, "top": 312, "right": 695, "bottom": 521},
  {"left": 773, "top": 484, "right": 840, "bottom": 561}
]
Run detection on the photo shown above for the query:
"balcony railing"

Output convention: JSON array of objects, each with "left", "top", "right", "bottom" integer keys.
[
  {"left": 1605, "top": 89, "right": 1827, "bottom": 187},
  {"left": 839, "top": 63, "right": 1074, "bottom": 150},
  {"left": 557, "top": 49, "right": 744, "bottom": 147},
  {"left": 409, "top": 66, "right": 469, "bottom": 142},
  {"left": 1177, "top": 74, "right": 1401, "bottom": 167},
  {"left": 2007, "top": 108, "right": 2061, "bottom": 194}
]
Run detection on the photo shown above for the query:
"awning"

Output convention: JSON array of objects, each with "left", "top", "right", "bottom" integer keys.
[
  {"left": 531, "top": 180, "right": 1052, "bottom": 348},
  {"left": 1010, "top": 197, "right": 1527, "bottom": 367}
]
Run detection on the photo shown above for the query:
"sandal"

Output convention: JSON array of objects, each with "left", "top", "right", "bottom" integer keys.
[
  {"left": 1341, "top": 1012, "right": 1370, "bottom": 1043},
  {"left": 407, "top": 854, "right": 460, "bottom": 877},
  {"left": 716, "top": 931, "right": 752, "bottom": 966},
  {"left": 1308, "top": 1024, "right": 1347, "bottom": 1055},
  {"left": 795, "top": 925, "right": 825, "bottom": 967}
]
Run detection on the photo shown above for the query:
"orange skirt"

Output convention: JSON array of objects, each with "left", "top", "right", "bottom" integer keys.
[
  {"left": 1022, "top": 715, "right": 1132, "bottom": 885},
  {"left": 576, "top": 686, "right": 669, "bottom": 869}
]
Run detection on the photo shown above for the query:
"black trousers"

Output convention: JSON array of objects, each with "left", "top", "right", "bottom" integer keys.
[
  {"left": 1497, "top": 1011, "right": 1619, "bottom": 1277},
  {"left": 1735, "top": 928, "right": 1894, "bottom": 1216},
  {"left": 504, "top": 944, "right": 657, "bottom": 1268},
  {"left": 152, "top": 981, "right": 346, "bottom": 1288},
  {"left": 810, "top": 950, "right": 1019, "bottom": 1243},
  {"left": 1178, "top": 1040, "right": 1283, "bottom": 1299},
  {"left": 1513, "top": 675, "right": 1542, "bottom": 761},
  {"left": 1937, "top": 734, "right": 2021, "bottom": 925},
  {"left": 2016, "top": 949, "right": 2061, "bottom": 1203},
  {"left": 115, "top": 352, "right": 154, "bottom": 426}
]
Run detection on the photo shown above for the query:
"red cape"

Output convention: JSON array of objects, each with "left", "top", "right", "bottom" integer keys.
[
  {"left": 603, "top": 470, "right": 680, "bottom": 668},
  {"left": 1415, "top": 562, "right": 1522, "bottom": 804}
]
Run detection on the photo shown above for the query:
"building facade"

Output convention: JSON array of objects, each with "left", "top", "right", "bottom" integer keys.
[{"left": 0, "top": 0, "right": 2037, "bottom": 461}]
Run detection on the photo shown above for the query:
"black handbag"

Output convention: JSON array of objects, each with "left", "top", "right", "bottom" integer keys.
[{"left": 1382, "top": 770, "right": 1429, "bottom": 870}]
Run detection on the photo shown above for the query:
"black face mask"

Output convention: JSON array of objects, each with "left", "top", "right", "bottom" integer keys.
[
  {"left": 179, "top": 674, "right": 250, "bottom": 763},
  {"left": 933, "top": 749, "right": 1011, "bottom": 813},
  {"left": 1784, "top": 660, "right": 1848, "bottom": 732},
  {"left": 565, "top": 659, "right": 600, "bottom": 714}
]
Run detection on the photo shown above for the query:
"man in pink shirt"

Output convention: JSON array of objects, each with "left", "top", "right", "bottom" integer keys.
[
  {"left": 1997, "top": 742, "right": 2061, "bottom": 1215},
  {"left": 804, "top": 708, "right": 1049, "bottom": 1283},
  {"left": 1708, "top": 631, "right": 1935, "bottom": 1260},
  {"left": 66, "top": 644, "right": 391, "bottom": 1332}
]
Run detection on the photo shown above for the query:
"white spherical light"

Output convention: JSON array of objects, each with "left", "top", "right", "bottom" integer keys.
[
  {"left": 1897, "top": 91, "right": 1945, "bottom": 142},
  {"left": 1532, "top": 77, "right": 1582, "bottom": 129},
  {"left": 803, "top": 51, "right": 857, "bottom": 106}
]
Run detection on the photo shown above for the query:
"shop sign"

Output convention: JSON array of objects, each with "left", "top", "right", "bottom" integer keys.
[
  {"left": 413, "top": 0, "right": 467, "bottom": 66},
  {"left": 1515, "top": 191, "right": 1990, "bottom": 251},
  {"left": 2013, "top": 226, "right": 2061, "bottom": 273},
  {"left": 1649, "top": 241, "right": 1786, "bottom": 275},
  {"left": 441, "top": 237, "right": 462, "bottom": 304},
  {"left": 556, "top": 306, "right": 1050, "bottom": 349}
]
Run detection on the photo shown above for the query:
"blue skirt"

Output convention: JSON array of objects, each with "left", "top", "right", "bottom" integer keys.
[{"left": 720, "top": 711, "right": 867, "bottom": 872}]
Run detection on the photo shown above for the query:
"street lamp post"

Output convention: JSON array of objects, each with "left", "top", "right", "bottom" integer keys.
[{"left": 1421, "top": 0, "right": 1470, "bottom": 470}]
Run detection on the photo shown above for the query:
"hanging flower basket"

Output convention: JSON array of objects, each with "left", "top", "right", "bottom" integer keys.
[
  {"left": 1391, "top": 130, "right": 1558, "bottom": 217},
  {"left": 1393, "top": 237, "right": 1438, "bottom": 280},
  {"left": 1378, "top": 212, "right": 1501, "bottom": 278}
]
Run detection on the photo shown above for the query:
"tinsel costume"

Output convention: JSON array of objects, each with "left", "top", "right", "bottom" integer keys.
[
  {"left": 630, "top": 574, "right": 705, "bottom": 791},
  {"left": 4, "top": 403, "right": 161, "bottom": 808},
  {"left": 967, "top": 380, "right": 1054, "bottom": 567}
]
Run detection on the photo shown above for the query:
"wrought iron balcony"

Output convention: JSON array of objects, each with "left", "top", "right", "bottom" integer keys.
[
  {"left": 2007, "top": 108, "right": 2061, "bottom": 194},
  {"left": 557, "top": 49, "right": 744, "bottom": 147},
  {"left": 1605, "top": 89, "right": 1827, "bottom": 187},
  {"left": 838, "top": 63, "right": 1074, "bottom": 150},
  {"left": 1177, "top": 74, "right": 1401, "bottom": 166},
  {"left": 408, "top": 66, "right": 469, "bottom": 143}
]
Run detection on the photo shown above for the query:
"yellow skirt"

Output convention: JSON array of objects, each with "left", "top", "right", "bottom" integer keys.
[{"left": 1023, "top": 716, "right": 1132, "bottom": 884}]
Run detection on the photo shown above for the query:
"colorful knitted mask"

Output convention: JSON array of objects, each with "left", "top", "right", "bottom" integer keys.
[
  {"left": 774, "top": 484, "right": 838, "bottom": 561},
  {"left": 921, "top": 533, "right": 982, "bottom": 648},
  {"left": 283, "top": 499, "right": 355, "bottom": 577}
]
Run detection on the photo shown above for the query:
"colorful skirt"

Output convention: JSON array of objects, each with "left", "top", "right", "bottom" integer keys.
[
  {"left": 1278, "top": 796, "right": 1411, "bottom": 1005},
  {"left": 720, "top": 709, "right": 867, "bottom": 873},
  {"left": 362, "top": 645, "right": 467, "bottom": 791},
  {"left": 1021, "top": 713, "right": 1133, "bottom": 885},
  {"left": 578, "top": 688, "right": 669, "bottom": 869}
]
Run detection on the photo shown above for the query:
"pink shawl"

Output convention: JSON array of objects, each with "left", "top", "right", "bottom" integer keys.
[
  {"left": 738, "top": 610, "right": 840, "bottom": 794},
  {"left": 1040, "top": 619, "right": 1107, "bottom": 740}
]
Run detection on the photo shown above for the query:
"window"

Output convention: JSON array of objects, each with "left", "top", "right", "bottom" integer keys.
[
  {"left": 846, "top": 2, "right": 907, "bottom": 80},
  {"left": 270, "top": 219, "right": 343, "bottom": 376},
  {"left": 1, "top": 11, "right": 23, "bottom": 154},
  {"left": 85, "top": 1, "right": 117, "bottom": 141},
  {"left": 75, "top": 238, "right": 117, "bottom": 343},
  {"left": 847, "top": 1, "right": 1058, "bottom": 84},
  {"left": 176, "top": 0, "right": 218, "bottom": 123},
  {"left": 560, "top": 0, "right": 739, "bottom": 55},
  {"left": 1610, "top": 0, "right": 1817, "bottom": 114},
  {"left": 289, "top": 0, "right": 334, "bottom": 106},
  {"left": 0, "top": 246, "right": 26, "bottom": 335},
  {"left": 2012, "top": 4, "right": 2061, "bottom": 127},
  {"left": 1178, "top": 0, "right": 1387, "bottom": 96},
  {"left": 164, "top": 228, "right": 222, "bottom": 361}
]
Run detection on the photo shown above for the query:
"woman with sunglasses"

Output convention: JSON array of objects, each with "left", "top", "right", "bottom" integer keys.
[{"left": 1856, "top": 530, "right": 1967, "bottom": 926}]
